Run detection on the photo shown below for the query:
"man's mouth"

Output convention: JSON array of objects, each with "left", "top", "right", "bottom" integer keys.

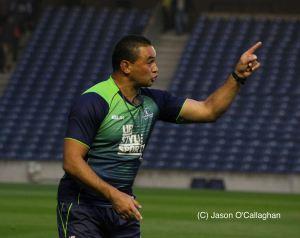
[{"left": 152, "top": 76, "right": 158, "bottom": 82}]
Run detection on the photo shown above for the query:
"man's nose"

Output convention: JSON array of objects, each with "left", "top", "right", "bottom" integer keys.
[{"left": 152, "top": 63, "right": 158, "bottom": 73}]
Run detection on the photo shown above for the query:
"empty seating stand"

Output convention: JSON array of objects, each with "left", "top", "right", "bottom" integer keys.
[
  {"left": 0, "top": 6, "right": 151, "bottom": 161},
  {"left": 143, "top": 15, "right": 300, "bottom": 174},
  {"left": 1, "top": 12, "right": 299, "bottom": 175}
]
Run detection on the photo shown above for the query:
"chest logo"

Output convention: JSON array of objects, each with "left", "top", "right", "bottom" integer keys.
[
  {"left": 142, "top": 107, "right": 153, "bottom": 120},
  {"left": 111, "top": 115, "right": 124, "bottom": 120}
]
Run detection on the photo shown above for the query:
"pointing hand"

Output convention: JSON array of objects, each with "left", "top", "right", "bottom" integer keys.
[{"left": 234, "top": 42, "right": 262, "bottom": 78}]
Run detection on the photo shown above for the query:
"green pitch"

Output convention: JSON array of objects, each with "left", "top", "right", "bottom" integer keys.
[{"left": 0, "top": 183, "right": 299, "bottom": 238}]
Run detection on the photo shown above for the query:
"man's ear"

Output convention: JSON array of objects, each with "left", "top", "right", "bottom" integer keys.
[{"left": 120, "top": 60, "right": 131, "bottom": 74}]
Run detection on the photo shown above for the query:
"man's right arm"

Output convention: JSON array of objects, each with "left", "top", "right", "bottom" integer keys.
[
  {"left": 63, "top": 138, "right": 142, "bottom": 221},
  {"left": 63, "top": 92, "right": 142, "bottom": 221}
]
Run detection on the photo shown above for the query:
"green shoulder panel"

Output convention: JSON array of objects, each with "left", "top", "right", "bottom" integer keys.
[{"left": 83, "top": 76, "right": 119, "bottom": 104}]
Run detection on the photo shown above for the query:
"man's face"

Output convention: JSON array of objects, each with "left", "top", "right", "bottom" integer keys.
[{"left": 128, "top": 45, "right": 159, "bottom": 87}]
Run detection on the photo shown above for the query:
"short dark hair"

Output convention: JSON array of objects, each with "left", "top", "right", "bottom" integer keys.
[{"left": 112, "top": 35, "right": 152, "bottom": 71}]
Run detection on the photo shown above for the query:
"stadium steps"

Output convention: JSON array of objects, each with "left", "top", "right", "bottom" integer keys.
[
  {"left": 153, "top": 32, "right": 188, "bottom": 90},
  {"left": 0, "top": 73, "right": 11, "bottom": 96}
]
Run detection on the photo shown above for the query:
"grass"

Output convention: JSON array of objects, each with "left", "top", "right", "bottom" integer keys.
[{"left": 0, "top": 183, "right": 299, "bottom": 238}]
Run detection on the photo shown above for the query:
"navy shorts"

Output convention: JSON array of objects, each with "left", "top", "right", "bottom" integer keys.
[{"left": 57, "top": 201, "right": 140, "bottom": 238}]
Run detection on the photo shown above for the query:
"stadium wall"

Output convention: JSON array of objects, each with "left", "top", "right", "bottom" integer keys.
[{"left": 0, "top": 161, "right": 299, "bottom": 194}]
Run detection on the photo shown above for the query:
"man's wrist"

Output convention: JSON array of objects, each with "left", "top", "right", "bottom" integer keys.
[
  {"left": 103, "top": 184, "right": 118, "bottom": 201},
  {"left": 231, "top": 71, "right": 247, "bottom": 85}
]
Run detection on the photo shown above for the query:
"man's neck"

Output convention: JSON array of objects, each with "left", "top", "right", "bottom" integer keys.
[{"left": 112, "top": 72, "right": 139, "bottom": 102}]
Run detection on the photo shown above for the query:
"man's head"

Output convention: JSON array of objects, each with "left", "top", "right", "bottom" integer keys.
[{"left": 112, "top": 35, "right": 158, "bottom": 87}]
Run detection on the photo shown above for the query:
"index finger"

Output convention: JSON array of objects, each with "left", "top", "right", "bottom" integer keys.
[
  {"left": 132, "top": 206, "right": 143, "bottom": 221},
  {"left": 133, "top": 198, "right": 142, "bottom": 209},
  {"left": 246, "top": 41, "right": 262, "bottom": 54}
]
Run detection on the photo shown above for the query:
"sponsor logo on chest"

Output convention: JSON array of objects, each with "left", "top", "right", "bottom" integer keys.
[{"left": 118, "top": 124, "right": 145, "bottom": 156}]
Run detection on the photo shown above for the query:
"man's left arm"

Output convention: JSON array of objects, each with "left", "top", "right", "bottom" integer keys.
[{"left": 178, "top": 41, "right": 262, "bottom": 123}]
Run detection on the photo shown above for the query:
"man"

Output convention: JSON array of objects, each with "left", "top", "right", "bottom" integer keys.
[{"left": 57, "top": 35, "right": 261, "bottom": 238}]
